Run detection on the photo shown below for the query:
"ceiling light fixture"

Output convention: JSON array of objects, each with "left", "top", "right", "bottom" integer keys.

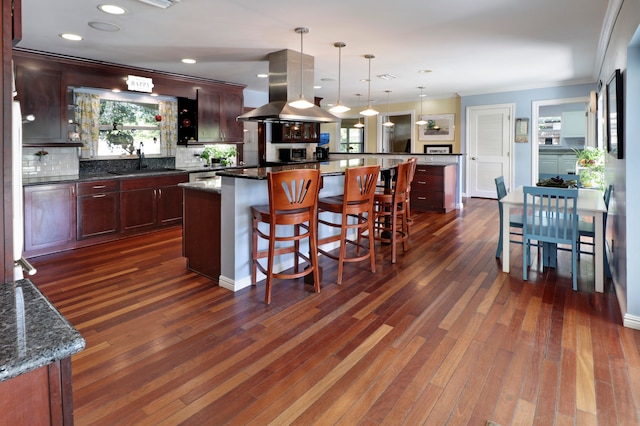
[
  {"left": 288, "top": 27, "right": 314, "bottom": 109},
  {"left": 329, "top": 42, "right": 350, "bottom": 114},
  {"left": 97, "top": 4, "right": 127, "bottom": 15},
  {"left": 354, "top": 94, "right": 365, "bottom": 128},
  {"left": 360, "top": 54, "right": 379, "bottom": 117},
  {"left": 88, "top": 21, "right": 121, "bottom": 32},
  {"left": 382, "top": 90, "right": 394, "bottom": 127},
  {"left": 415, "top": 86, "right": 427, "bottom": 126},
  {"left": 136, "top": 0, "right": 180, "bottom": 9},
  {"left": 60, "top": 33, "right": 83, "bottom": 41},
  {"left": 181, "top": 58, "right": 196, "bottom": 64}
]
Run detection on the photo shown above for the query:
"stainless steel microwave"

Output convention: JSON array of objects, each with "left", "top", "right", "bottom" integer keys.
[{"left": 278, "top": 148, "right": 307, "bottom": 162}]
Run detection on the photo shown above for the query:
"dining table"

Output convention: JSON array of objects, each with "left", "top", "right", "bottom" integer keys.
[{"left": 500, "top": 186, "right": 608, "bottom": 292}]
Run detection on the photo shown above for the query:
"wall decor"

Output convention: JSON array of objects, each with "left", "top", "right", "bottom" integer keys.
[
  {"left": 418, "top": 114, "right": 455, "bottom": 141},
  {"left": 606, "top": 68, "right": 623, "bottom": 159},
  {"left": 515, "top": 117, "right": 529, "bottom": 143},
  {"left": 424, "top": 144, "right": 452, "bottom": 154}
]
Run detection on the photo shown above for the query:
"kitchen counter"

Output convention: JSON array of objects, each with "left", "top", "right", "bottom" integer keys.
[
  {"left": 23, "top": 168, "right": 190, "bottom": 186},
  {"left": 0, "top": 279, "right": 85, "bottom": 382}
]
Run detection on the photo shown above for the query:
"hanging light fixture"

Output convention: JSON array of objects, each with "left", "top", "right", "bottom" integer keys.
[
  {"left": 329, "top": 42, "right": 350, "bottom": 114},
  {"left": 415, "top": 86, "right": 427, "bottom": 126},
  {"left": 360, "top": 54, "right": 379, "bottom": 116},
  {"left": 288, "top": 27, "right": 315, "bottom": 109},
  {"left": 354, "top": 93, "right": 365, "bottom": 128},
  {"left": 382, "top": 90, "right": 394, "bottom": 127}
]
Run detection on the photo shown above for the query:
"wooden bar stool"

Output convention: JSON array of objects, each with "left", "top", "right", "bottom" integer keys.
[
  {"left": 405, "top": 156, "right": 418, "bottom": 232},
  {"left": 373, "top": 160, "right": 411, "bottom": 263},
  {"left": 251, "top": 168, "right": 321, "bottom": 304},
  {"left": 317, "top": 164, "right": 381, "bottom": 284}
]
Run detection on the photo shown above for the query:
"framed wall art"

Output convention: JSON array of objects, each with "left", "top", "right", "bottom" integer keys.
[
  {"left": 424, "top": 144, "right": 452, "bottom": 154},
  {"left": 515, "top": 117, "right": 529, "bottom": 143},
  {"left": 606, "top": 68, "right": 623, "bottom": 159},
  {"left": 418, "top": 114, "right": 455, "bottom": 141}
]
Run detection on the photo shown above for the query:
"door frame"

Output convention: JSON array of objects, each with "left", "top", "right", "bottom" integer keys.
[
  {"left": 376, "top": 109, "right": 415, "bottom": 152},
  {"left": 465, "top": 103, "right": 514, "bottom": 198},
  {"left": 530, "top": 96, "right": 590, "bottom": 184}
]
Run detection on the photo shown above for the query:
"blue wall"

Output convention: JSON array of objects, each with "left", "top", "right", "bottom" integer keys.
[{"left": 460, "top": 83, "right": 595, "bottom": 190}]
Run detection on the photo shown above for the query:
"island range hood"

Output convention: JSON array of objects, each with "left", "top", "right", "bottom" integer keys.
[{"left": 237, "top": 49, "right": 339, "bottom": 123}]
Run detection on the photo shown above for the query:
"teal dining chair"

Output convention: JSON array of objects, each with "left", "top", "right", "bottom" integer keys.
[
  {"left": 495, "top": 176, "right": 524, "bottom": 258},
  {"left": 523, "top": 186, "right": 579, "bottom": 291},
  {"left": 577, "top": 184, "right": 613, "bottom": 278}
]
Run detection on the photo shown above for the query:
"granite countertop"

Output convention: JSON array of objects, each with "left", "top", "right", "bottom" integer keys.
[
  {"left": 0, "top": 279, "right": 85, "bottom": 382},
  {"left": 24, "top": 168, "right": 196, "bottom": 187},
  {"left": 179, "top": 178, "right": 221, "bottom": 194},
  {"left": 216, "top": 158, "right": 407, "bottom": 180}
]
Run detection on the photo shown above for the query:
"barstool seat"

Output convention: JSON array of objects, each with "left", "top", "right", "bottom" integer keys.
[
  {"left": 251, "top": 168, "right": 321, "bottom": 304},
  {"left": 317, "top": 164, "right": 380, "bottom": 284}
]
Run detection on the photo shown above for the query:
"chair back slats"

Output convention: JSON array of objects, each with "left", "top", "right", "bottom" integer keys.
[
  {"left": 346, "top": 165, "right": 381, "bottom": 202},
  {"left": 523, "top": 186, "right": 578, "bottom": 245},
  {"left": 269, "top": 169, "right": 321, "bottom": 213},
  {"left": 495, "top": 176, "right": 507, "bottom": 200}
]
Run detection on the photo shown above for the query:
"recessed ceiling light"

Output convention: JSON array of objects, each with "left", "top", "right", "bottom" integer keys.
[
  {"left": 60, "top": 33, "right": 83, "bottom": 41},
  {"left": 98, "top": 4, "right": 127, "bottom": 15},
  {"left": 181, "top": 58, "right": 196, "bottom": 64},
  {"left": 377, "top": 74, "right": 397, "bottom": 80},
  {"left": 88, "top": 21, "right": 120, "bottom": 32},
  {"left": 419, "top": 69, "right": 432, "bottom": 74},
  {"left": 314, "top": 85, "right": 321, "bottom": 89},
  {"left": 256, "top": 73, "right": 268, "bottom": 78}
]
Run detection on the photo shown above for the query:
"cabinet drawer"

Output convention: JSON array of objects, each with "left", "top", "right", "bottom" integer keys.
[
  {"left": 77, "top": 180, "right": 119, "bottom": 195},
  {"left": 412, "top": 174, "right": 443, "bottom": 191},
  {"left": 120, "top": 174, "right": 188, "bottom": 191},
  {"left": 415, "top": 166, "right": 445, "bottom": 176}
]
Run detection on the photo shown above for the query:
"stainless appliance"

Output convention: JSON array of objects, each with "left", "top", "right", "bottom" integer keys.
[
  {"left": 279, "top": 148, "right": 307, "bottom": 162},
  {"left": 315, "top": 146, "right": 329, "bottom": 160}
]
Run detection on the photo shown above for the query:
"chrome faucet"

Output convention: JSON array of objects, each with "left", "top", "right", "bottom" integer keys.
[{"left": 137, "top": 142, "right": 146, "bottom": 170}]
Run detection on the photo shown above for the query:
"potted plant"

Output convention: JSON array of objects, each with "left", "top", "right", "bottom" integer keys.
[{"left": 573, "top": 147, "right": 605, "bottom": 190}]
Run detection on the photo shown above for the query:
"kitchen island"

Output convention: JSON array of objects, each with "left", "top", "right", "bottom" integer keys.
[
  {"left": 182, "top": 158, "right": 403, "bottom": 291},
  {"left": 0, "top": 279, "right": 85, "bottom": 424}
]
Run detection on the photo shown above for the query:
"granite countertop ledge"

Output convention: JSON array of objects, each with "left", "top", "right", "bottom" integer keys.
[{"left": 0, "top": 279, "right": 85, "bottom": 382}]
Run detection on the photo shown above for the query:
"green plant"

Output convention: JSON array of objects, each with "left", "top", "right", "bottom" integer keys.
[
  {"left": 200, "top": 145, "right": 236, "bottom": 166},
  {"left": 573, "top": 147, "right": 604, "bottom": 167}
]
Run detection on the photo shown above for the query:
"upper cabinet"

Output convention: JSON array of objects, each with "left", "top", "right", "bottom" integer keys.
[
  {"left": 561, "top": 111, "right": 586, "bottom": 138},
  {"left": 14, "top": 63, "right": 67, "bottom": 145},
  {"left": 194, "top": 88, "right": 244, "bottom": 144}
]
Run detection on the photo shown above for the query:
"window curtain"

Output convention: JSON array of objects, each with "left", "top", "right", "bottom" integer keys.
[
  {"left": 159, "top": 101, "right": 177, "bottom": 156},
  {"left": 75, "top": 92, "right": 101, "bottom": 157}
]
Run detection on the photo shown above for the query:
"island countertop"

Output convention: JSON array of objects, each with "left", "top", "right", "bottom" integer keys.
[{"left": 0, "top": 279, "right": 85, "bottom": 382}]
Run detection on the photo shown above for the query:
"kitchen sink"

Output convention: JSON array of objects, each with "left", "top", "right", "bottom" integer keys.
[{"left": 108, "top": 168, "right": 183, "bottom": 175}]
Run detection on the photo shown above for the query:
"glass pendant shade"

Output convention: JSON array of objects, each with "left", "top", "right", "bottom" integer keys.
[
  {"left": 353, "top": 94, "right": 365, "bottom": 128},
  {"left": 329, "top": 42, "right": 350, "bottom": 114},
  {"left": 382, "top": 90, "right": 394, "bottom": 126},
  {"left": 415, "top": 86, "right": 427, "bottom": 125},
  {"left": 288, "top": 27, "right": 314, "bottom": 109},
  {"left": 360, "top": 54, "right": 378, "bottom": 116}
]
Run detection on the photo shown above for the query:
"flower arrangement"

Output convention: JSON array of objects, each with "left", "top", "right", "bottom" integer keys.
[{"left": 573, "top": 147, "right": 605, "bottom": 190}]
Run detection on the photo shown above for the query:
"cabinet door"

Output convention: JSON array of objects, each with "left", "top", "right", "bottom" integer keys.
[
  {"left": 77, "top": 192, "right": 119, "bottom": 239},
  {"left": 538, "top": 154, "right": 559, "bottom": 175},
  {"left": 198, "top": 91, "right": 222, "bottom": 142},
  {"left": 120, "top": 188, "right": 157, "bottom": 232},
  {"left": 221, "top": 91, "right": 244, "bottom": 141},
  {"left": 559, "top": 154, "right": 578, "bottom": 175},
  {"left": 561, "top": 111, "right": 586, "bottom": 138},
  {"left": 157, "top": 184, "right": 184, "bottom": 226},
  {"left": 15, "top": 64, "right": 65, "bottom": 143},
  {"left": 24, "top": 184, "right": 76, "bottom": 254}
]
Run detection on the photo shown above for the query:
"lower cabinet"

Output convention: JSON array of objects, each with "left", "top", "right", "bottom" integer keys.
[
  {"left": 182, "top": 187, "right": 221, "bottom": 281},
  {"left": 77, "top": 180, "right": 120, "bottom": 240},
  {"left": 24, "top": 183, "right": 76, "bottom": 256},
  {"left": 24, "top": 174, "right": 188, "bottom": 258},
  {"left": 411, "top": 164, "right": 457, "bottom": 213},
  {"left": 121, "top": 174, "right": 188, "bottom": 232}
]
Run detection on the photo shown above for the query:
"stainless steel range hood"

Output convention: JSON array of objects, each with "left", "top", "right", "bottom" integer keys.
[{"left": 237, "top": 49, "right": 339, "bottom": 123}]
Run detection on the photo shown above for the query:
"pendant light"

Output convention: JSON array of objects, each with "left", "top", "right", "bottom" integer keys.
[
  {"left": 354, "top": 94, "right": 365, "bottom": 128},
  {"left": 415, "top": 86, "right": 427, "bottom": 126},
  {"left": 288, "top": 27, "right": 314, "bottom": 109},
  {"left": 329, "top": 42, "right": 350, "bottom": 114},
  {"left": 360, "top": 54, "right": 379, "bottom": 116},
  {"left": 382, "top": 90, "right": 394, "bottom": 127}
]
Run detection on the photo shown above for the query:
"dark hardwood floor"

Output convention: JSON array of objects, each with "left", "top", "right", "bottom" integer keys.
[{"left": 30, "top": 197, "right": 639, "bottom": 425}]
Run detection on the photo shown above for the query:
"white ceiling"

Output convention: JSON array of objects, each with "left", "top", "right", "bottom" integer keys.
[{"left": 18, "top": 0, "right": 609, "bottom": 108}]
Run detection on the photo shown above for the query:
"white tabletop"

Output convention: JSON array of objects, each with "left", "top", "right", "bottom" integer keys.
[{"left": 501, "top": 186, "right": 606, "bottom": 214}]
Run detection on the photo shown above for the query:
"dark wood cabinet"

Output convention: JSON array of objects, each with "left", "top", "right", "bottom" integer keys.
[
  {"left": 192, "top": 88, "right": 244, "bottom": 144},
  {"left": 120, "top": 174, "right": 188, "bottom": 232},
  {"left": 14, "top": 63, "right": 66, "bottom": 144},
  {"left": 24, "top": 183, "right": 76, "bottom": 256},
  {"left": 271, "top": 122, "right": 319, "bottom": 143},
  {"left": 411, "top": 164, "right": 457, "bottom": 213},
  {"left": 76, "top": 180, "right": 120, "bottom": 239},
  {"left": 182, "top": 187, "right": 221, "bottom": 282},
  {"left": 177, "top": 97, "right": 198, "bottom": 144}
]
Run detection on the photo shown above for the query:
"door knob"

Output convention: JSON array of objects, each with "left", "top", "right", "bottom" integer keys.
[{"left": 471, "top": 157, "right": 477, "bottom": 160}]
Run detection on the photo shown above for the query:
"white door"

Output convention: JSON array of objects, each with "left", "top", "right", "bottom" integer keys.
[{"left": 467, "top": 104, "right": 513, "bottom": 198}]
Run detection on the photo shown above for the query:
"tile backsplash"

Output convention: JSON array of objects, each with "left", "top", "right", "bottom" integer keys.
[{"left": 22, "top": 147, "right": 80, "bottom": 177}]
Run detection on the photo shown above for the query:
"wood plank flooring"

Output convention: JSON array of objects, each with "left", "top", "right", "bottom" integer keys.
[{"left": 30, "top": 197, "right": 640, "bottom": 425}]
